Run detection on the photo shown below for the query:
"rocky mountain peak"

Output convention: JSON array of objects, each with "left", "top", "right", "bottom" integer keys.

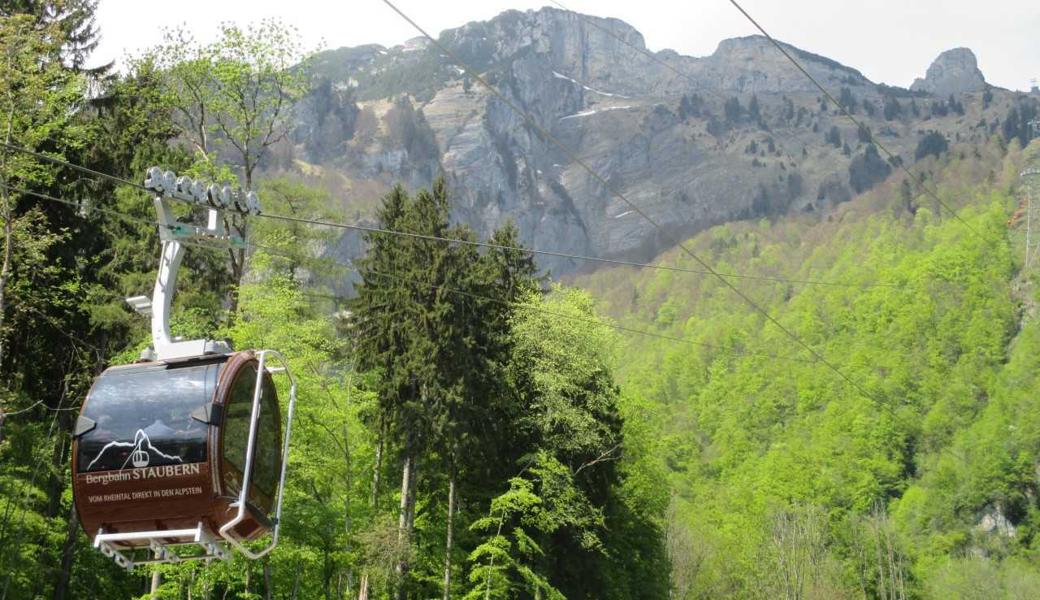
[
  {"left": 441, "top": 7, "right": 647, "bottom": 64},
  {"left": 711, "top": 35, "right": 775, "bottom": 56},
  {"left": 294, "top": 9, "right": 1021, "bottom": 288},
  {"left": 456, "top": 6, "right": 647, "bottom": 48},
  {"left": 910, "top": 47, "right": 986, "bottom": 96},
  {"left": 702, "top": 35, "right": 872, "bottom": 93},
  {"left": 440, "top": 7, "right": 654, "bottom": 96}
]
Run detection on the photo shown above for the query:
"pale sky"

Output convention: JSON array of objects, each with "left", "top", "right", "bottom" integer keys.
[{"left": 93, "top": 0, "right": 1040, "bottom": 91}]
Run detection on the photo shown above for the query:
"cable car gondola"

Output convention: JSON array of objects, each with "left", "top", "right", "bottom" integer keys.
[{"left": 71, "top": 169, "right": 297, "bottom": 569}]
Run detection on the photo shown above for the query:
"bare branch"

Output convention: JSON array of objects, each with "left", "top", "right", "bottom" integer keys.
[{"left": 574, "top": 442, "right": 622, "bottom": 475}]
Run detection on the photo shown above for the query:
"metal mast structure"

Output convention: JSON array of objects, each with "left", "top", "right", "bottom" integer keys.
[{"left": 130, "top": 167, "right": 261, "bottom": 360}]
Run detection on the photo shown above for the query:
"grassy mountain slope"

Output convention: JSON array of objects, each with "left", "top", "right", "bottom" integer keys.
[{"left": 571, "top": 138, "right": 1040, "bottom": 597}]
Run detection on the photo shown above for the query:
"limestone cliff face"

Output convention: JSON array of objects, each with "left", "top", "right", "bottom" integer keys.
[
  {"left": 286, "top": 8, "right": 1007, "bottom": 284},
  {"left": 911, "top": 48, "right": 987, "bottom": 97}
]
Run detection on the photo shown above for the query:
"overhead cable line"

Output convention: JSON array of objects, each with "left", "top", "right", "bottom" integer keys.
[
  {"left": 379, "top": 0, "right": 883, "bottom": 403},
  {"left": 0, "top": 182, "right": 288, "bottom": 259},
  {"left": 0, "top": 367, "right": 76, "bottom": 595},
  {"left": 10, "top": 183, "right": 813, "bottom": 365},
  {"left": 0, "top": 142, "right": 897, "bottom": 290},
  {"left": 304, "top": 281, "right": 814, "bottom": 365},
  {"left": 1, "top": 181, "right": 160, "bottom": 230},
  {"left": 260, "top": 209, "right": 895, "bottom": 289},
  {"left": 0, "top": 400, "right": 79, "bottom": 417},
  {"left": 726, "top": 0, "right": 984, "bottom": 240}
]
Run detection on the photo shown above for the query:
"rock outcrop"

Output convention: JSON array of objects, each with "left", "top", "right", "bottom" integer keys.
[
  {"left": 284, "top": 8, "right": 1010, "bottom": 287},
  {"left": 976, "top": 504, "right": 1017, "bottom": 538},
  {"left": 911, "top": 48, "right": 986, "bottom": 97}
]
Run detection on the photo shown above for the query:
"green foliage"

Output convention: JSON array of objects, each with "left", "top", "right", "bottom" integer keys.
[
  {"left": 576, "top": 138, "right": 1032, "bottom": 597},
  {"left": 922, "top": 556, "right": 1040, "bottom": 600},
  {"left": 251, "top": 176, "right": 342, "bottom": 280},
  {"left": 724, "top": 97, "right": 743, "bottom": 123},
  {"left": 142, "top": 19, "right": 311, "bottom": 186},
  {"left": 839, "top": 87, "right": 856, "bottom": 114},
  {"left": 384, "top": 96, "right": 439, "bottom": 163},
  {"left": 1000, "top": 100, "right": 1040, "bottom": 149},
  {"left": 136, "top": 17, "right": 317, "bottom": 297},
  {"left": 883, "top": 96, "right": 903, "bottom": 121},
  {"left": 848, "top": 144, "right": 892, "bottom": 193},
  {"left": 0, "top": 7, "right": 668, "bottom": 599},
  {"left": 465, "top": 454, "right": 604, "bottom": 600},
  {"left": 825, "top": 125, "right": 842, "bottom": 148},
  {"left": 344, "top": 184, "right": 665, "bottom": 599},
  {"left": 678, "top": 93, "right": 703, "bottom": 121},
  {"left": 916, "top": 131, "right": 950, "bottom": 161},
  {"left": 509, "top": 287, "right": 621, "bottom": 473}
]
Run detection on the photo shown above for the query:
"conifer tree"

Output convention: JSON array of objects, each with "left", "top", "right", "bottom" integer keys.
[{"left": 351, "top": 180, "right": 540, "bottom": 599}]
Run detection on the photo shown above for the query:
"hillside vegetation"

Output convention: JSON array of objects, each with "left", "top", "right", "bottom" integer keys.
[{"left": 574, "top": 138, "right": 1040, "bottom": 597}]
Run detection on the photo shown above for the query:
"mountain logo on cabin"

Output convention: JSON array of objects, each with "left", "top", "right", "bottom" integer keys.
[{"left": 87, "top": 428, "right": 185, "bottom": 471}]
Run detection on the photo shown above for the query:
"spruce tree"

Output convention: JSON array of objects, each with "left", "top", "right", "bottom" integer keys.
[{"left": 351, "top": 180, "right": 541, "bottom": 599}]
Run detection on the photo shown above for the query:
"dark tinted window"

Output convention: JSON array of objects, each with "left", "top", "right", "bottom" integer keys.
[
  {"left": 222, "top": 365, "right": 253, "bottom": 496},
  {"left": 222, "top": 364, "right": 281, "bottom": 505},
  {"left": 253, "top": 375, "right": 281, "bottom": 499},
  {"left": 78, "top": 362, "right": 218, "bottom": 472}
]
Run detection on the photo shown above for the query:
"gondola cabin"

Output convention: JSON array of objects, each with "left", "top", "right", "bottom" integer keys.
[
  {"left": 72, "top": 168, "right": 297, "bottom": 569},
  {"left": 72, "top": 348, "right": 294, "bottom": 567}
]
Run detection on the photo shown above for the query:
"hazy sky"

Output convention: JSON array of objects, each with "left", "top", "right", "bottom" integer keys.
[{"left": 93, "top": 0, "right": 1040, "bottom": 91}]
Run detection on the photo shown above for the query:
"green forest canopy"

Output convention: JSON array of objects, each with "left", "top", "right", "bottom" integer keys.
[{"left": 576, "top": 138, "right": 1040, "bottom": 598}]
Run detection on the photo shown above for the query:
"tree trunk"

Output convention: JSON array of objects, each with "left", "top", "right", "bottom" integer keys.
[
  {"left": 395, "top": 454, "right": 411, "bottom": 590},
  {"left": 358, "top": 417, "right": 384, "bottom": 600},
  {"left": 395, "top": 454, "right": 416, "bottom": 600},
  {"left": 483, "top": 517, "right": 506, "bottom": 600},
  {"left": 263, "top": 559, "right": 273, "bottom": 600},
  {"left": 289, "top": 560, "right": 302, "bottom": 600},
  {"left": 226, "top": 216, "right": 246, "bottom": 318},
  {"left": 228, "top": 163, "right": 255, "bottom": 316},
  {"left": 51, "top": 507, "right": 78, "bottom": 600},
  {"left": 193, "top": 101, "right": 209, "bottom": 159},
  {"left": 0, "top": 96, "right": 17, "bottom": 373},
  {"left": 0, "top": 192, "right": 11, "bottom": 372},
  {"left": 150, "top": 556, "right": 162, "bottom": 600},
  {"left": 872, "top": 516, "right": 888, "bottom": 600},
  {"left": 441, "top": 464, "right": 456, "bottom": 600},
  {"left": 343, "top": 416, "right": 355, "bottom": 596},
  {"left": 407, "top": 459, "right": 417, "bottom": 532},
  {"left": 372, "top": 417, "right": 384, "bottom": 509}
]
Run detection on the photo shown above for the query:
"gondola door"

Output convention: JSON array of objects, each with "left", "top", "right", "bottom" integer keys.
[{"left": 216, "top": 350, "right": 294, "bottom": 558}]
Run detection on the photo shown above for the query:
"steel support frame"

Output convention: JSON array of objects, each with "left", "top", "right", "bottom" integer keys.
[
  {"left": 93, "top": 522, "right": 229, "bottom": 571},
  {"left": 143, "top": 195, "right": 240, "bottom": 361}
]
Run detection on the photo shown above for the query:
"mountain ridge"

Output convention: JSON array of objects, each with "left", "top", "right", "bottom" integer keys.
[{"left": 277, "top": 7, "right": 1033, "bottom": 288}]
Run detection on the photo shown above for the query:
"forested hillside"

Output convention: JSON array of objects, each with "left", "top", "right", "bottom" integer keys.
[
  {"left": 576, "top": 138, "right": 1040, "bottom": 597},
  {"left": 3, "top": 1, "right": 1040, "bottom": 599}
]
